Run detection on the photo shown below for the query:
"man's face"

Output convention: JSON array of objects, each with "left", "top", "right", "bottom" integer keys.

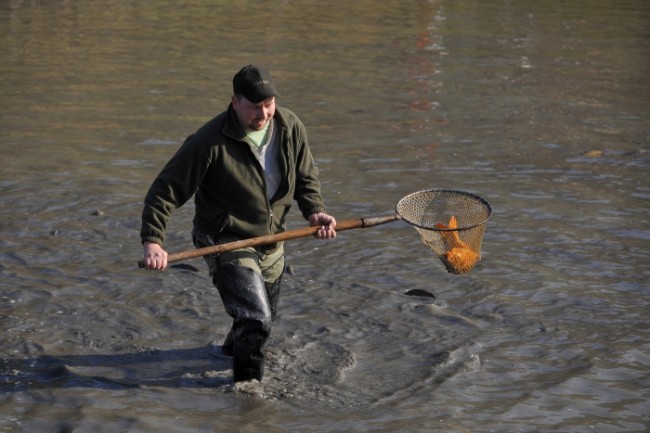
[{"left": 232, "top": 95, "right": 276, "bottom": 131}]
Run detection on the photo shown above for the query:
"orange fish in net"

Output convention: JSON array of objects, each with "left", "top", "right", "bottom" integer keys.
[{"left": 435, "top": 215, "right": 480, "bottom": 274}]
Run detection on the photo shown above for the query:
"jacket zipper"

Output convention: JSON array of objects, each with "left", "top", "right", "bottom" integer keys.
[{"left": 247, "top": 144, "right": 274, "bottom": 235}]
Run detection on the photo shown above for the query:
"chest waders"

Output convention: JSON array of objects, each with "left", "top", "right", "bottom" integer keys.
[
  {"left": 220, "top": 269, "right": 282, "bottom": 360},
  {"left": 192, "top": 230, "right": 284, "bottom": 382},
  {"left": 215, "top": 265, "right": 273, "bottom": 382}
]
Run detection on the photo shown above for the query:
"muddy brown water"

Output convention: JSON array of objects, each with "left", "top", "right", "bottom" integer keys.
[{"left": 1, "top": 1, "right": 649, "bottom": 432}]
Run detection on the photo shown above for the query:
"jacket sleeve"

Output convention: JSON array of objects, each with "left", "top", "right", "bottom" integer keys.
[
  {"left": 140, "top": 135, "right": 211, "bottom": 245},
  {"left": 292, "top": 120, "right": 327, "bottom": 219}
]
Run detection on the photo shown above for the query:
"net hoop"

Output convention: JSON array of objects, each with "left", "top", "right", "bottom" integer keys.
[{"left": 396, "top": 189, "right": 492, "bottom": 231}]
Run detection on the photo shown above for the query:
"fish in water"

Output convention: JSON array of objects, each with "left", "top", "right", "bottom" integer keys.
[
  {"left": 435, "top": 215, "right": 479, "bottom": 274},
  {"left": 405, "top": 289, "right": 436, "bottom": 299}
]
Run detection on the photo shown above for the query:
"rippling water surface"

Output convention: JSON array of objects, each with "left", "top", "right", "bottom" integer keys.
[{"left": 1, "top": 1, "right": 649, "bottom": 432}]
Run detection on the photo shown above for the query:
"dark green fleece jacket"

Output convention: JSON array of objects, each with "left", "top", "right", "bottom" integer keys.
[{"left": 140, "top": 105, "right": 326, "bottom": 246}]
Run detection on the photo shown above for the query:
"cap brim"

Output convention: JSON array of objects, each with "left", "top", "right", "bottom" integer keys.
[{"left": 246, "top": 89, "right": 280, "bottom": 103}]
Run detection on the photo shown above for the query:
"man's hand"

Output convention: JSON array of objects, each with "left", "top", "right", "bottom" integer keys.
[
  {"left": 308, "top": 212, "right": 337, "bottom": 239},
  {"left": 143, "top": 241, "right": 168, "bottom": 270}
]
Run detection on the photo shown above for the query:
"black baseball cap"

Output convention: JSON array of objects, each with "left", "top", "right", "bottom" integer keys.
[{"left": 232, "top": 65, "right": 280, "bottom": 103}]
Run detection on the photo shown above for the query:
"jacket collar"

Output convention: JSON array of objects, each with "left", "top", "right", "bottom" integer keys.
[{"left": 222, "top": 104, "right": 246, "bottom": 141}]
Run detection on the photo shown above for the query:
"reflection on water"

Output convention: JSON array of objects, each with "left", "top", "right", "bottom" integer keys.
[{"left": 1, "top": 0, "right": 649, "bottom": 432}]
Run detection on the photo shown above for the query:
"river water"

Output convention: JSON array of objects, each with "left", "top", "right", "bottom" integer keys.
[{"left": 1, "top": 0, "right": 649, "bottom": 432}]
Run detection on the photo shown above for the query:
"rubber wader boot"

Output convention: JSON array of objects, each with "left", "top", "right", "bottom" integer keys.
[
  {"left": 216, "top": 265, "right": 272, "bottom": 382},
  {"left": 221, "top": 271, "right": 283, "bottom": 357}
]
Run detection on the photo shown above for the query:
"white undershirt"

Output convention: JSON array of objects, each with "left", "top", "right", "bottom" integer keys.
[{"left": 246, "top": 120, "right": 281, "bottom": 200}]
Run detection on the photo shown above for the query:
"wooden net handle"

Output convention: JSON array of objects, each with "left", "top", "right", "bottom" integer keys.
[{"left": 138, "top": 214, "right": 399, "bottom": 268}]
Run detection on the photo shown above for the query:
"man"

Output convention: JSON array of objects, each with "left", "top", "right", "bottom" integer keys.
[{"left": 140, "top": 65, "right": 337, "bottom": 383}]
